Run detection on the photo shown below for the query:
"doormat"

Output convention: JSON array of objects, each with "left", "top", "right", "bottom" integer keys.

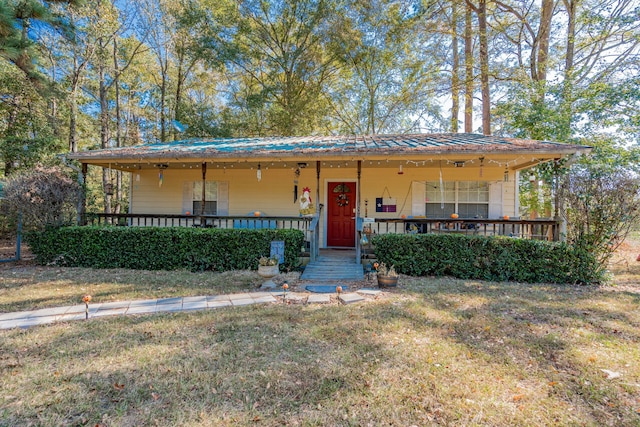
[{"left": 305, "top": 285, "right": 349, "bottom": 293}]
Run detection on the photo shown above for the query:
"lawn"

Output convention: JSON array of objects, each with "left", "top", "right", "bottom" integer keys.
[{"left": 0, "top": 236, "right": 639, "bottom": 426}]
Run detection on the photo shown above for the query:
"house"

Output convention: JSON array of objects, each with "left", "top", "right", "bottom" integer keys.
[{"left": 66, "top": 133, "right": 591, "bottom": 261}]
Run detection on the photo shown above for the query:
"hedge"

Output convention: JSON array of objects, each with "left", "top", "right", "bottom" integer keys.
[
  {"left": 26, "top": 226, "right": 305, "bottom": 272},
  {"left": 372, "top": 233, "right": 603, "bottom": 285}
]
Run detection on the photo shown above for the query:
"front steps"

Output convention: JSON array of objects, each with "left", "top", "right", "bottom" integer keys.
[{"left": 300, "top": 250, "right": 364, "bottom": 281}]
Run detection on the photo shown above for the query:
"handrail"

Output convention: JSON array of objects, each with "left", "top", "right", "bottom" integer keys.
[{"left": 309, "top": 215, "right": 320, "bottom": 262}]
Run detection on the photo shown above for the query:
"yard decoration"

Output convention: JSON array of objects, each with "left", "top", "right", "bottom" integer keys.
[
  {"left": 82, "top": 295, "right": 92, "bottom": 320},
  {"left": 375, "top": 262, "right": 398, "bottom": 288},
  {"left": 282, "top": 282, "right": 288, "bottom": 302},
  {"left": 258, "top": 256, "right": 279, "bottom": 278},
  {"left": 336, "top": 285, "right": 342, "bottom": 296},
  {"left": 503, "top": 215, "right": 510, "bottom": 220},
  {"left": 450, "top": 213, "right": 459, "bottom": 219}
]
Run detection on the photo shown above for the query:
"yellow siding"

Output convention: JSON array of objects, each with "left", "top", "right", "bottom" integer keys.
[{"left": 131, "top": 164, "right": 517, "bottom": 218}]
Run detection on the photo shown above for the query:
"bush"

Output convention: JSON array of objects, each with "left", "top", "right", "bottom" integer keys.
[
  {"left": 1, "top": 166, "right": 78, "bottom": 230},
  {"left": 372, "top": 233, "right": 603, "bottom": 285},
  {"left": 559, "top": 165, "right": 640, "bottom": 279},
  {"left": 26, "top": 227, "right": 305, "bottom": 272}
]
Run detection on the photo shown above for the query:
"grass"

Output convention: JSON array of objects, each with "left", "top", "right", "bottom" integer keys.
[{"left": 1, "top": 237, "right": 639, "bottom": 426}]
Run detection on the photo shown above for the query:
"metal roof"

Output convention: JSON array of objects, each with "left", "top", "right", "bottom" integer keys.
[{"left": 66, "top": 133, "right": 591, "bottom": 162}]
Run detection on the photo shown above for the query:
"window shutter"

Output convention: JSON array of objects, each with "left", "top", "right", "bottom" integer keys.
[
  {"left": 182, "top": 182, "right": 193, "bottom": 214},
  {"left": 411, "top": 181, "right": 426, "bottom": 216},
  {"left": 217, "top": 181, "right": 229, "bottom": 215},
  {"left": 488, "top": 182, "right": 503, "bottom": 218}
]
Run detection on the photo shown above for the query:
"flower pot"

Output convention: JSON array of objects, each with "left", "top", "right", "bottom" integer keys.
[
  {"left": 377, "top": 275, "right": 398, "bottom": 288},
  {"left": 258, "top": 264, "right": 279, "bottom": 278}
]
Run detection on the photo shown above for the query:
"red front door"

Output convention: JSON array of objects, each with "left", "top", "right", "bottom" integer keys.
[{"left": 327, "top": 182, "right": 356, "bottom": 247}]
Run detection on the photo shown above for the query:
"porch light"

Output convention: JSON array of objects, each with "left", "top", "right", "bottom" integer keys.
[
  {"left": 504, "top": 167, "right": 509, "bottom": 182},
  {"left": 104, "top": 183, "right": 114, "bottom": 195},
  {"left": 297, "top": 162, "right": 308, "bottom": 168},
  {"left": 454, "top": 161, "right": 465, "bottom": 168},
  {"left": 257, "top": 163, "right": 262, "bottom": 182}
]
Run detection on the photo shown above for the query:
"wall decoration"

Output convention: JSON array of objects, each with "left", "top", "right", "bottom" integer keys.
[
  {"left": 376, "top": 187, "right": 396, "bottom": 212},
  {"left": 299, "top": 187, "right": 316, "bottom": 216}
]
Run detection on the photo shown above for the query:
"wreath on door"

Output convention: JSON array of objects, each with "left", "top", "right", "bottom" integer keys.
[
  {"left": 336, "top": 193, "right": 349, "bottom": 207},
  {"left": 333, "top": 183, "right": 351, "bottom": 207}
]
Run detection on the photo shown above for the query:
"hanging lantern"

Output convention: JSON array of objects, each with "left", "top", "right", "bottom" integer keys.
[
  {"left": 104, "top": 183, "right": 114, "bottom": 195},
  {"left": 503, "top": 166, "right": 509, "bottom": 182},
  {"left": 257, "top": 163, "right": 262, "bottom": 182}
]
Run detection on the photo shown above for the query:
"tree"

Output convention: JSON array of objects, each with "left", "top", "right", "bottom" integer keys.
[
  {"left": 559, "top": 156, "right": 640, "bottom": 280},
  {"left": 328, "top": 0, "right": 440, "bottom": 134},
  {"left": 0, "top": 0, "right": 80, "bottom": 82},
  {"left": 187, "top": 0, "right": 341, "bottom": 135}
]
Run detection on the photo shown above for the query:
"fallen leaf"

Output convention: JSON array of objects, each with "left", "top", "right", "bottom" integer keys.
[
  {"left": 152, "top": 392, "right": 160, "bottom": 401},
  {"left": 114, "top": 383, "right": 125, "bottom": 390},
  {"left": 548, "top": 381, "right": 557, "bottom": 386},
  {"left": 512, "top": 394, "right": 525, "bottom": 402}
]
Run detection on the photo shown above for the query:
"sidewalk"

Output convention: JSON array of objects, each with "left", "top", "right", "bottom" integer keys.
[{"left": 0, "top": 289, "right": 383, "bottom": 330}]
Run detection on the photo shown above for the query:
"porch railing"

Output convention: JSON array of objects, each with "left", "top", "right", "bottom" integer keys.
[
  {"left": 84, "top": 213, "right": 312, "bottom": 231},
  {"left": 362, "top": 218, "right": 560, "bottom": 241}
]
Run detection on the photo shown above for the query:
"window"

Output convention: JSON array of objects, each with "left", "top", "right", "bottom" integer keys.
[
  {"left": 192, "top": 181, "right": 217, "bottom": 215},
  {"left": 425, "top": 181, "right": 488, "bottom": 218}
]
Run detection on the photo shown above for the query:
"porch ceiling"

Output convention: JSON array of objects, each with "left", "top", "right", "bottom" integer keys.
[{"left": 65, "top": 133, "right": 591, "bottom": 171}]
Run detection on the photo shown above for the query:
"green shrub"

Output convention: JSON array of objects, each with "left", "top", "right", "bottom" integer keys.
[
  {"left": 372, "top": 233, "right": 603, "bottom": 285},
  {"left": 26, "top": 226, "right": 305, "bottom": 272}
]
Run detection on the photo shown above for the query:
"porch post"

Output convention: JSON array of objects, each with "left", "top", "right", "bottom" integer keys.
[
  {"left": 315, "top": 160, "right": 321, "bottom": 260},
  {"left": 356, "top": 160, "right": 362, "bottom": 264},
  {"left": 79, "top": 163, "right": 87, "bottom": 225},
  {"left": 201, "top": 162, "right": 207, "bottom": 222},
  {"left": 316, "top": 161, "right": 320, "bottom": 214}
]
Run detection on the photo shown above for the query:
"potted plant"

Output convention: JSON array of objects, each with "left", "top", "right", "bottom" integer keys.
[
  {"left": 374, "top": 262, "right": 399, "bottom": 288},
  {"left": 258, "top": 256, "right": 280, "bottom": 278}
]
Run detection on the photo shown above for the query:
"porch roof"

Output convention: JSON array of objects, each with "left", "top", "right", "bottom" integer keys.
[{"left": 66, "top": 133, "right": 590, "bottom": 165}]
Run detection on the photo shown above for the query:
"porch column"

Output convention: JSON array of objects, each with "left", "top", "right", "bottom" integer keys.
[
  {"left": 356, "top": 160, "right": 362, "bottom": 264},
  {"left": 316, "top": 161, "right": 320, "bottom": 214},
  {"left": 201, "top": 162, "right": 207, "bottom": 220},
  {"left": 79, "top": 163, "right": 87, "bottom": 225}
]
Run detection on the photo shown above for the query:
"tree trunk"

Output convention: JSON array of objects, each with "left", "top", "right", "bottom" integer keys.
[
  {"left": 478, "top": 0, "right": 491, "bottom": 135},
  {"left": 99, "top": 61, "right": 112, "bottom": 214},
  {"left": 536, "top": 0, "right": 554, "bottom": 83},
  {"left": 113, "top": 38, "right": 122, "bottom": 214},
  {"left": 68, "top": 88, "right": 79, "bottom": 153},
  {"left": 451, "top": 1, "right": 460, "bottom": 133},
  {"left": 464, "top": 3, "right": 474, "bottom": 133}
]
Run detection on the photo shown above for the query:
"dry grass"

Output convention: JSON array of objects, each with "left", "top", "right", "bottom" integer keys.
[
  {"left": 0, "top": 266, "right": 271, "bottom": 313},
  {"left": 0, "top": 236, "right": 639, "bottom": 426}
]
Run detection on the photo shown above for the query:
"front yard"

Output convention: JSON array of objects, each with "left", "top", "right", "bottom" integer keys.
[{"left": 0, "top": 234, "right": 638, "bottom": 426}]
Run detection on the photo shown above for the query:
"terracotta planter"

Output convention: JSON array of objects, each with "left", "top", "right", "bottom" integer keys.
[
  {"left": 258, "top": 264, "right": 279, "bottom": 278},
  {"left": 377, "top": 275, "right": 398, "bottom": 288}
]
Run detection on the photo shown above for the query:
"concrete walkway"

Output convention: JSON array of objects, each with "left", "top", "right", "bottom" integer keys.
[{"left": 0, "top": 289, "right": 383, "bottom": 330}]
